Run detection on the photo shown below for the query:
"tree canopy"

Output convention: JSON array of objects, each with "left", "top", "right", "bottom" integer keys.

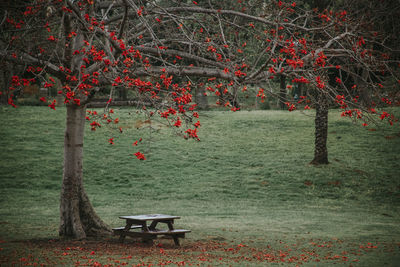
[{"left": 2, "top": 1, "right": 398, "bottom": 115}]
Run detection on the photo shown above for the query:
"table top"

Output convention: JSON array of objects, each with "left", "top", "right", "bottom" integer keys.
[{"left": 119, "top": 214, "right": 180, "bottom": 221}]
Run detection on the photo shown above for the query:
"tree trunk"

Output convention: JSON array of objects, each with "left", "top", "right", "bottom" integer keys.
[
  {"left": 119, "top": 87, "right": 127, "bottom": 101},
  {"left": 298, "top": 83, "right": 303, "bottom": 97},
  {"left": 309, "top": 0, "right": 330, "bottom": 165},
  {"left": 310, "top": 92, "right": 329, "bottom": 165},
  {"left": 279, "top": 74, "right": 286, "bottom": 110},
  {"left": 0, "top": 64, "right": 12, "bottom": 105},
  {"left": 59, "top": 105, "right": 111, "bottom": 239},
  {"left": 356, "top": 67, "right": 372, "bottom": 108},
  {"left": 195, "top": 84, "right": 209, "bottom": 109}
]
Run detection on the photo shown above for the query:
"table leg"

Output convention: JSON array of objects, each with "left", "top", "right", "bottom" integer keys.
[
  {"left": 172, "top": 236, "right": 180, "bottom": 246},
  {"left": 140, "top": 222, "right": 154, "bottom": 244},
  {"left": 167, "top": 220, "right": 180, "bottom": 246},
  {"left": 119, "top": 221, "right": 133, "bottom": 243},
  {"left": 166, "top": 220, "right": 174, "bottom": 230},
  {"left": 141, "top": 221, "right": 149, "bottom": 231},
  {"left": 149, "top": 220, "right": 158, "bottom": 231}
]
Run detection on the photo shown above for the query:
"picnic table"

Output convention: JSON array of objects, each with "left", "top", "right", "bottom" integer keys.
[{"left": 113, "top": 214, "right": 190, "bottom": 246}]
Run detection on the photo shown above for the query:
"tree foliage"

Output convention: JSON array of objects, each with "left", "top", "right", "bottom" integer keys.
[{"left": 2, "top": 0, "right": 399, "bottom": 118}]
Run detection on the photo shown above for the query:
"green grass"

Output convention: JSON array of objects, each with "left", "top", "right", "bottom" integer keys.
[{"left": 0, "top": 106, "right": 400, "bottom": 266}]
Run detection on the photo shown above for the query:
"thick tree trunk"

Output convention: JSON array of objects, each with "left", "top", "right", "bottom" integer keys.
[
  {"left": 59, "top": 105, "right": 111, "bottom": 239},
  {"left": 310, "top": 92, "right": 329, "bottom": 165}
]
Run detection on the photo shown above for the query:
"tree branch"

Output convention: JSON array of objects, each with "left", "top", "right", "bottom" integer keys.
[
  {"left": 135, "top": 46, "right": 227, "bottom": 69},
  {"left": 132, "top": 66, "right": 233, "bottom": 80},
  {"left": 0, "top": 51, "right": 65, "bottom": 80}
]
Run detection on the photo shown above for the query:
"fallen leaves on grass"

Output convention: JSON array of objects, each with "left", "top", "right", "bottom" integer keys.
[
  {"left": 327, "top": 180, "right": 341, "bottom": 186},
  {"left": 304, "top": 180, "right": 313, "bottom": 186},
  {"left": 1, "top": 238, "right": 399, "bottom": 266}
]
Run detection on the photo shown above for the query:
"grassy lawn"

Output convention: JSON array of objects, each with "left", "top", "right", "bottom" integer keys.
[{"left": 0, "top": 106, "right": 399, "bottom": 266}]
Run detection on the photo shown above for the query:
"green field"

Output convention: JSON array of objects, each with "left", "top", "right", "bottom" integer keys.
[{"left": 1, "top": 106, "right": 400, "bottom": 266}]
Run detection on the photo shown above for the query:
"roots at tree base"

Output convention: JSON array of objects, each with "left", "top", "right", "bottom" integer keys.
[{"left": 59, "top": 105, "right": 111, "bottom": 239}]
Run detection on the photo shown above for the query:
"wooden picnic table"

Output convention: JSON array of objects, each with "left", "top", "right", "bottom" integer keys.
[{"left": 113, "top": 214, "right": 190, "bottom": 246}]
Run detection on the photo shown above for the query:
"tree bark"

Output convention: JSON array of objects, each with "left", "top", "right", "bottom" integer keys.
[
  {"left": 195, "top": 84, "right": 209, "bottom": 109},
  {"left": 119, "top": 87, "right": 127, "bottom": 101},
  {"left": 59, "top": 105, "right": 111, "bottom": 239},
  {"left": 0, "top": 67, "right": 10, "bottom": 105},
  {"left": 356, "top": 67, "right": 372, "bottom": 108},
  {"left": 279, "top": 74, "right": 286, "bottom": 110},
  {"left": 310, "top": 92, "right": 329, "bottom": 165}
]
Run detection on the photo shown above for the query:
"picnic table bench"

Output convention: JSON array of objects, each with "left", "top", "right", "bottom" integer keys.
[{"left": 113, "top": 214, "right": 190, "bottom": 246}]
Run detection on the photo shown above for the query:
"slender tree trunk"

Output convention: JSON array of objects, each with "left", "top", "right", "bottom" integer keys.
[
  {"left": 279, "top": 74, "right": 286, "bottom": 110},
  {"left": 59, "top": 105, "right": 111, "bottom": 239},
  {"left": 298, "top": 83, "right": 303, "bottom": 97},
  {"left": 356, "top": 67, "right": 372, "bottom": 108},
  {"left": 0, "top": 65, "right": 12, "bottom": 105},
  {"left": 119, "top": 88, "right": 127, "bottom": 101},
  {"left": 195, "top": 84, "right": 209, "bottom": 109},
  {"left": 230, "top": 85, "right": 241, "bottom": 109},
  {"left": 310, "top": 92, "right": 329, "bottom": 165}
]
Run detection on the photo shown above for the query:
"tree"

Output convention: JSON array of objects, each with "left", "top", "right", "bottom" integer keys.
[
  {"left": 1, "top": 0, "right": 398, "bottom": 238},
  {"left": 304, "top": 0, "right": 400, "bottom": 164},
  {"left": 0, "top": 0, "right": 204, "bottom": 239},
  {"left": 309, "top": 0, "right": 331, "bottom": 165}
]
